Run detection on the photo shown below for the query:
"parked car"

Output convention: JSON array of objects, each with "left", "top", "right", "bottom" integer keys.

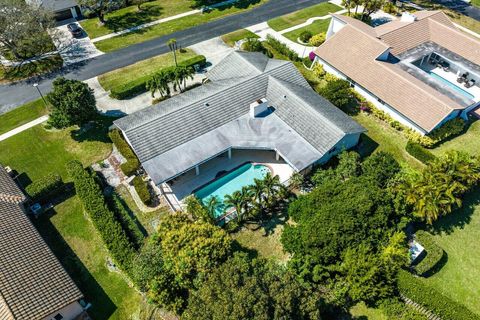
[{"left": 67, "top": 23, "right": 82, "bottom": 37}]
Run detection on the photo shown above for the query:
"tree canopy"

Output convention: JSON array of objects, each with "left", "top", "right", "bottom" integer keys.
[{"left": 47, "top": 77, "right": 97, "bottom": 128}]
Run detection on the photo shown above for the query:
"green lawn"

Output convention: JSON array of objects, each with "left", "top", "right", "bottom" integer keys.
[
  {"left": 267, "top": 2, "right": 340, "bottom": 31},
  {"left": 0, "top": 99, "right": 47, "bottom": 135},
  {"left": 282, "top": 18, "right": 330, "bottom": 42},
  {"left": 422, "top": 190, "right": 480, "bottom": 316},
  {"left": 0, "top": 118, "right": 112, "bottom": 184},
  {"left": 472, "top": 0, "right": 480, "bottom": 8},
  {"left": 221, "top": 29, "right": 259, "bottom": 47},
  {"left": 98, "top": 49, "right": 197, "bottom": 92},
  {"left": 430, "top": 119, "right": 480, "bottom": 157},
  {"left": 350, "top": 302, "right": 388, "bottom": 320},
  {"left": 80, "top": 0, "right": 195, "bottom": 39},
  {"left": 34, "top": 196, "right": 143, "bottom": 319},
  {"left": 94, "top": 0, "right": 268, "bottom": 52},
  {"left": 0, "top": 55, "right": 63, "bottom": 83}
]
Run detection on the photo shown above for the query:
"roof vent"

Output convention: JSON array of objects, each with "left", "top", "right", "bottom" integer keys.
[
  {"left": 250, "top": 98, "right": 268, "bottom": 118},
  {"left": 401, "top": 12, "right": 417, "bottom": 23},
  {"left": 204, "top": 102, "right": 210, "bottom": 107}
]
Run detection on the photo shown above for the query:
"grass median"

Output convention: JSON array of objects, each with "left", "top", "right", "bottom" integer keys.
[
  {"left": 94, "top": 0, "right": 268, "bottom": 53},
  {"left": 267, "top": 2, "right": 340, "bottom": 31}
]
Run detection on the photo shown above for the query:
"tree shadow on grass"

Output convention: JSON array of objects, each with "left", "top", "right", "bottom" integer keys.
[
  {"left": 32, "top": 207, "right": 116, "bottom": 319},
  {"left": 430, "top": 187, "right": 480, "bottom": 235},
  {"left": 104, "top": 4, "right": 164, "bottom": 33},
  {"left": 70, "top": 115, "right": 117, "bottom": 144}
]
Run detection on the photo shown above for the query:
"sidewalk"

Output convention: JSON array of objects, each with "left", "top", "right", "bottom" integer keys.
[{"left": 0, "top": 115, "right": 49, "bottom": 142}]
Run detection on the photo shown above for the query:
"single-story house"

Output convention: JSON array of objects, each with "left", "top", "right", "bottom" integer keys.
[
  {"left": 314, "top": 11, "right": 480, "bottom": 135},
  {"left": 26, "top": 0, "right": 81, "bottom": 20},
  {"left": 0, "top": 166, "right": 86, "bottom": 320},
  {"left": 114, "top": 51, "right": 365, "bottom": 208}
]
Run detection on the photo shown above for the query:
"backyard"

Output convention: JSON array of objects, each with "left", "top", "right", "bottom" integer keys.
[
  {"left": 267, "top": 2, "right": 340, "bottom": 31},
  {"left": 93, "top": 0, "right": 268, "bottom": 52}
]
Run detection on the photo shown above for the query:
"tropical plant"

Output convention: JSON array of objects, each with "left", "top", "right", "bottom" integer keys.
[
  {"left": 289, "top": 172, "right": 304, "bottom": 190},
  {"left": 205, "top": 196, "right": 220, "bottom": 220},
  {"left": 262, "top": 172, "right": 282, "bottom": 209},
  {"left": 308, "top": 33, "right": 326, "bottom": 47},
  {"left": 174, "top": 66, "right": 195, "bottom": 92},
  {"left": 224, "top": 191, "right": 244, "bottom": 222},
  {"left": 146, "top": 69, "right": 172, "bottom": 98}
]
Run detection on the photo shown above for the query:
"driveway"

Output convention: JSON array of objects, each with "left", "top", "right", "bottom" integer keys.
[
  {"left": 0, "top": 0, "right": 325, "bottom": 113},
  {"left": 189, "top": 37, "right": 233, "bottom": 70},
  {"left": 50, "top": 19, "right": 104, "bottom": 65}
]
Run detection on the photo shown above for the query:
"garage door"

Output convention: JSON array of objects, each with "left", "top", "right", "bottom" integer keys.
[{"left": 55, "top": 9, "right": 73, "bottom": 21}]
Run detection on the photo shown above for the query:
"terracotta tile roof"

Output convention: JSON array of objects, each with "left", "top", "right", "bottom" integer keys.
[
  {"left": 0, "top": 166, "right": 83, "bottom": 319},
  {"left": 314, "top": 11, "right": 478, "bottom": 132}
]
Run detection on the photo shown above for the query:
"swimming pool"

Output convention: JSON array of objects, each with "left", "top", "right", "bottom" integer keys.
[
  {"left": 428, "top": 71, "right": 475, "bottom": 100},
  {"left": 194, "top": 163, "right": 270, "bottom": 218}
]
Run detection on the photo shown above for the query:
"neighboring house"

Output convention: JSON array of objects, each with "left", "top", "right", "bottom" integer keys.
[
  {"left": 0, "top": 166, "right": 86, "bottom": 320},
  {"left": 314, "top": 11, "right": 480, "bottom": 135},
  {"left": 114, "top": 51, "right": 365, "bottom": 208},
  {"left": 26, "top": 0, "right": 81, "bottom": 20}
]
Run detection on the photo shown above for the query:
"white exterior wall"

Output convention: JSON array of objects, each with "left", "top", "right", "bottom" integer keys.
[
  {"left": 326, "top": 16, "right": 346, "bottom": 39},
  {"left": 316, "top": 133, "right": 363, "bottom": 165},
  {"left": 42, "top": 301, "right": 84, "bottom": 320}
]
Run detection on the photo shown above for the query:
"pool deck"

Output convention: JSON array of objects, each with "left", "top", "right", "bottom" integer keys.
[{"left": 167, "top": 149, "right": 294, "bottom": 201}]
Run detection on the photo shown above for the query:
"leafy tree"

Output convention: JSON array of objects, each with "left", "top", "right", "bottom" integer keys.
[
  {"left": 361, "top": 151, "right": 401, "bottom": 187},
  {"left": 312, "top": 151, "right": 361, "bottom": 185},
  {"left": 0, "top": 0, "right": 56, "bottom": 61},
  {"left": 318, "top": 78, "right": 354, "bottom": 111},
  {"left": 47, "top": 77, "right": 97, "bottom": 129},
  {"left": 289, "top": 172, "right": 304, "bottom": 190},
  {"left": 77, "top": 0, "right": 124, "bottom": 23},
  {"left": 183, "top": 253, "right": 326, "bottom": 320},
  {"left": 361, "top": 0, "right": 385, "bottom": 21},
  {"left": 132, "top": 238, "right": 163, "bottom": 291},
  {"left": 242, "top": 38, "right": 264, "bottom": 52}
]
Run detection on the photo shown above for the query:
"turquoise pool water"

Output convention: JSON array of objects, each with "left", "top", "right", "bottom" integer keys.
[
  {"left": 195, "top": 163, "right": 270, "bottom": 218},
  {"left": 429, "top": 71, "right": 475, "bottom": 100}
]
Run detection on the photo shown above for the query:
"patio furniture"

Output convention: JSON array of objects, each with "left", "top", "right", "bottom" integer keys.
[
  {"left": 441, "top": 61, "right": 450, "bottom": 72},
  {"left": 457, "top": 72, "right": 469, "bottom": 83},
  {"left": 465, "top": 79, "right": 476, "bottom": 88}
]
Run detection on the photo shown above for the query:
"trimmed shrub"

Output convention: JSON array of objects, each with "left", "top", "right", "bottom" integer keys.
[
  {"left": 66, "top": 160, "right": 136, "bottom": 275},
  {"left": 428, "top": 118, "right": 465, "bottom": 144},
  {"left": 299, "top": 30, "right": 313, "bottom": 43},
  {"left": 25, "top": 172, "right": 63, "bottom": 201},
  {"left": 265, "top": 35, "right": 300, "bottom": 61},
  {"left": 110, "top": 55, "right": 207, "bottom": 99},
  {"left": 133, "top": 176, "right": 152, "bottom": 206},
  {"left": 302, "top": 56, "right": 313, "bottom": 68},
  {"left": 406, "top": 141, "right": 436, "bottom": 164},
  {"left": 110, "top": 192, "right": 145, "bottom": 249},
  {"left": 397, "top": 269, "right": 480, "bottom": 320},
  {"left": 413, "top": 231, "right": 444, "bottom": 277},
  {"left": 109, "top": 129, "right": 140, "bottom": 177},
  {"left": 241, "top": 38, "right": 264, "bottom": 52},
  {"left": 308, "top": 32, "right": 326, "bottom": 46},
  {"left": 318, "top": 78, "right": 354, "bottom": 111}
]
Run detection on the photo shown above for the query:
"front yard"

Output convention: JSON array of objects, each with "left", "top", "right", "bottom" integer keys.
[
  {"left": 267, "top": 2, "right": 340, "bottom": 31},
  {"left": 0, "top": 99, "right": 47, "bottom": 135},
  {"left": 94, "top": 0, "right": 268, "bottom": 52},
  {"left": 282, "top": 18, "right": 331, "bottom": 43}
]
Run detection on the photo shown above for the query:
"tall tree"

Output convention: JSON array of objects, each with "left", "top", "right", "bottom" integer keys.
[
  {"left": 0, "top": 0, "right": 57, "bottom": 61},
  {"left": 167, "top": 38, "right": 178, "bottom": 67},
  {"left": 46, "top": 77, "right": 97, "bottom": 128},
  {"left": 77, "top": 0, "right": 124, "bottom": 24},
  {"left": 146, "top": 69, "right": 172, "bottom": 98}
]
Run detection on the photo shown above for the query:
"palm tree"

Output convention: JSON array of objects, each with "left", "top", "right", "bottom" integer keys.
[
  {"left": 262, "top": 172, "right": 282, "bottom": 209},
  {"left": 250, "top": 178, "right": 266, "bottom": 213},
  {"left": 224, "top": 191, "right": 243, "bottom": 222},
  {"left": 205, "top": 196, "right": 219, "bottom": 221},
  {"left": 289, "top": 172, "right": 304, "bottom": 191},
  {"left": 146, "top": 70, "right": 171, "bottom": 98},
  {"left": 239, "top": 186, "right": 254, "bottom": 219},
  {"left": 180, "top": 66, "right": 195, "bottom": 91},
  {"left": 167, "top": 38, "right": 178, "bottom": 67}
]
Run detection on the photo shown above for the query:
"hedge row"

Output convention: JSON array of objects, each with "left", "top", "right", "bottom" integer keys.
[
  {"left": 66, "top": 160, "right": 136, "bottom": 274},
  {"left": 109, "top": 129, "right": 140, "bottom": 177},
  {"left": 110, "top": 192, "right": 145, "bottom": 250},
  {"left": 110, "top": 55, "right": 207, "bottom": 99},
  {"left": 132, "top": 176, "right": 152, "bottom": 206},
  {"left": 397, "top": 269, "right": 480, "bottom": 320},
  {"left": 25, "top": 172, "right": 63, "bottom": 201},
  {"left": 405, "top": 141, "right": 436, "bottom": 164},
  {"left": 413, "top": 231, "right": 444, "bottom": 276},
  {"left": 265, "top": 35, "right": 300, "bottom": 61}
]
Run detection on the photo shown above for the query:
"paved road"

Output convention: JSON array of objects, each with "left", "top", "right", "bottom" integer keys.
[
  {"left": 0, "top": 0, "right": 324, "bottom": 113},
  {"left": 432, "top": 0, "right": 480, "bottom": 20}
]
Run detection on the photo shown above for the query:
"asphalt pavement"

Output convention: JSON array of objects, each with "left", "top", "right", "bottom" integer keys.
[{"left": 0, "top": 0, "right": 324, "bottom": 113}]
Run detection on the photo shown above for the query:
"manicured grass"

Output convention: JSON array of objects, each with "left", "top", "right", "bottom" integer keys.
[
  {"left": 350, "top": 302, "right": 388, "bottom": 320},
  {"left": 267, "top": 2, "right": 340, "bottom": 31},
  {"left": 231, "top": 218, "right": 290, "bottom": 263},
  {"left": 34, "top": 195, "right": 143, "bottom": 319},
  {"left": 472, "top": 0, "right": 480, "bottom": 8},
  {"left": 98, "top": 49, "right": 197, "bottom": 92},
  {"left": 0, "top": 117, "right": 112, "bottom": 184},
  {"left": 282, "top": 18, "right": 330, "bottom": 42},
  {"left": 430, "top": 119, "right": 480, "bottom": 158},
  {"left": 115, "top": 185, "right": 169, "bottom": 235},
  {"left": 221, "top": 29, "right": 259, "bottom": 47},
  {"left": 94, "top": 0, "right": 268, "bottom": 52},
  {"left": 444, "top": 9, "right": 480, "bottom": 34},
  {"left": 351, "top": 112, "right": 423, "bottom": 169},
  {"left": 0, "top": 99, "right": 47, "bottom": 135},
  {"left": 80, "top": 0, "right": 195, "bottom": 39},
  {"left": 0, "top": 55, "right": 63, "bottom": 83},
  {"left": 422, "top": 190, "right": 480, "bottom": 316}
]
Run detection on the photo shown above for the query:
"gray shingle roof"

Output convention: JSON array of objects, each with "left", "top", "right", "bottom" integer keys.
[
  {"left": 0, "top": 166, "right": 83, "bottom": 320},
  {"left": 115, "top": 52, "right": 365, "bottom": 184}
]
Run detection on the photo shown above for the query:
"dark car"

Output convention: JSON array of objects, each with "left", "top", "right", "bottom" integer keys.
[{"left": 67, "top": 23, "right": 82, "bottom": 37}]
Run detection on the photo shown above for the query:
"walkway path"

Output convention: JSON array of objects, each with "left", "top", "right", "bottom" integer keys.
[
  {"left": 278, "top": 9, "right": 347, "bottom": 34},
  {"left": 0, "top": 115, "right": 48, "bottom": 142}
]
